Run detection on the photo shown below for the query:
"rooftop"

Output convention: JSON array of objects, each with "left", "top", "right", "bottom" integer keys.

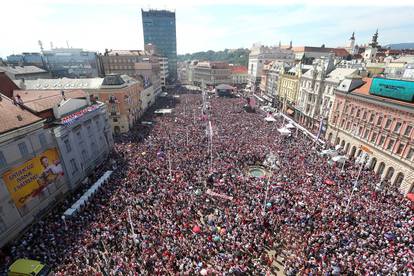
[
  {"left": 231, "top": 66, "right": 248, "bottom": 74},
  {"left": 0, "top": 65, "right": 47, "bottom": 75},
  {"left": 325, "top": 68, "right": 360, "bottom": 82},
  {"left": 13, "top": 89, "right": 87, "bottom": 113},
  {"left": 351, "top": 77, "right": 414, "bottom": 108},
  {"left": 0, "top": 94, "right": 43, "bottom": 135},
  {"left": 15, "top": 75, "right": 139, "bottom": 90},
  {"left": 104, "top": 49, "right": 147, "bottom": 56}
]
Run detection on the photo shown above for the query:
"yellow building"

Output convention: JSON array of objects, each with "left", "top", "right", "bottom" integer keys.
[{"left": 277, "top": 65, "right": 303, "bottom": 117}]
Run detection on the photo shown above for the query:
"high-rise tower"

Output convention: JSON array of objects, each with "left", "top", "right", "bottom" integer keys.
[{"left": 141, "top": 9, "right": 177, "bottom": 82}]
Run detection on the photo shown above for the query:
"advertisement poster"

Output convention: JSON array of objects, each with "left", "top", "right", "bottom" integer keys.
[{"left": 2, "top": 148, "right": 64, "bottom": 208}]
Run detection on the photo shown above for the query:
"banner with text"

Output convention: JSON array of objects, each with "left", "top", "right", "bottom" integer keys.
[{"left": 2, "top": 148, "right": 64, "bottom": 208}]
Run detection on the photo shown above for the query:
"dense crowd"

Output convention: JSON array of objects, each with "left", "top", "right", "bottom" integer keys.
[{"left": 1, "top": 89, "right": 413, "bottom": 275}]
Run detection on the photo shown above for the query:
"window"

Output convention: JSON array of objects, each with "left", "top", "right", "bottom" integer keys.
[
  {"left": 370, "top": 132, "right": 377, "bottom": 143},
  {"left": 39, "top": 133, "right": 47, "bottom": 148},
  {"left": 87, "top": 125, "right": 92, "bottom": 135},
  {"left": 64, "top": 139, "right": 71, "bottom": 153},
  {"left": 358, "top": 127, "right": 363, "bottom": 136},
  {"left": 362, "top": 111, "right": 367, "bottom": 120},
  {"left": 378, "top": 136, "right": 385, "bottom": 146},
  {"left": 81, "top": 149, "right": 89, "bottom": 163},
  {"left": 407, "top": 147, "right": 414, "bottom": 160},
  {"left": 394, "top": 122, "right": 402, "bottom": 133},
  {"left": 404, "top": 125, "right": 412, "bottom": 136},
  {"left": 0, "top": 216, "right": 7, "bottom": 234},
  {"left": 70, "top": 159, "right": 78, "bottom": 174},
  {"left": 364, "top": 129, "right": 369, "bottom": 139},
  {"left": 369, "top": 114, "right": 374, "bottom": 123},
  {"left": 396, "top": 144, "right": 405, "bottom": 155},
  {"left": 387, "top": 139, "right": 395, "bottom": 151},
  {"left": 356, "top": 109, "right": 361, "bottom": 118},
  {"left": 385, "top": 118, "right": 392, "bottom": 129},
  {"left": 18, "top": 142, "right": 29, "bottom": 157},
  {"left": 376, "top": 117, "right": 383, "bottom": 126},
  {"left": 0, "top": 151, "right": 6, "bottom": 166},
  {"left": 76, "top": 131, "right": 82, "bottom": 140}
]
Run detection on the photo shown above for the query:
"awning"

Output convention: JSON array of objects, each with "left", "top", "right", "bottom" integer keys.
[
  {"left": 286, "top": 109, "right": 294, "bottom": 115},
  {"left": 254, "top": 95, "right": 265, "bottom": 102}
]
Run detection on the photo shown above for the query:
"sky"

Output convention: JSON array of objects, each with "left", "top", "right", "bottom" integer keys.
[{"left": 1, "top": 0, "right": 414, "bottom": 58}]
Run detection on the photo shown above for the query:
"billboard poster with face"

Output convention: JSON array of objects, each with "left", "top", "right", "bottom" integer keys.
[{"left": 2, "top": 148, "right": 64, "bottom": 208}]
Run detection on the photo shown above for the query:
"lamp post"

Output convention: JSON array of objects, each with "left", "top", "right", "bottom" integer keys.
[{"left": 345, "top": 152, "right": 368, "bottom": 212}]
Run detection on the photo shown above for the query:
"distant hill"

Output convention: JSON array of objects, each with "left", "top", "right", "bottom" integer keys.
[
  {"left": 384, "top": 43, "right": 414, "bottom": 50},
  {"left": 178, "top": 48, "right": 250, "bottom": 66}
]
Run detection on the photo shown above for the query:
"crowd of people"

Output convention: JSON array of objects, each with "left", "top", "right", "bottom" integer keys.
[{"left": 1, "top": 89, "right": 413, "bottom": 275}]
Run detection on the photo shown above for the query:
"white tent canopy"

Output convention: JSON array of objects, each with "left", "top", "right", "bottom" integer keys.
[
  {"left": 277, "top": 127, "right": 291, "bottom": 136},
  {"left": 264, "top": 116, "right": 276, "bottom": 122},
  {"left": 332, "top": 155, "right": 347, "bottom": 163}
]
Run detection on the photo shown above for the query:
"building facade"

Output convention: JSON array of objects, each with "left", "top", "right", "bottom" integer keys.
[
  {"left": 277, "top": 64, "right": 312, "bottom": 117},
  {"left": 16, "top": 74, "right": 144, "bottom": 134},
  {"left": 192, "top": 61, "right": 232, "bottom": 86},
  {"left": 0, "top": 96, "right": 70, "bottom": 247},
  {"left": 91, "top": 75, "right": 143, "bottom": 134},
  {"left": 142, "top": 9, "right": 177, "bottom": 81},
  {"left": 326, "top": 77, "right": 414, "bottom": 194},
  {"left": 51, "top": 99, "right": 113, "bottom": 189},
  {"left": 43, "top": 48, "right": 100, "bottom": 78},
  {"left": 248, "top": 43, "right": 295, "bottom": 86},
  {"left": 296, "top": 56, "right": 359, "bottom": 130},
  {"left": 7, "top": 53, "right": 46, "bottom": 69},
  {"left": 230, "top": 65, "right": 248, "bottom": 85}
]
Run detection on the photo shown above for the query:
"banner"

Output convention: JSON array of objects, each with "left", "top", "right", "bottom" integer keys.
[{"left": 2, "top": 148, "right": 64, "bottom": 208}]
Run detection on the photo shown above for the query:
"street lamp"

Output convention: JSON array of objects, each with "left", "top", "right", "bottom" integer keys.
[{"left": 345, "top": 151, "right": 369, "bottom": 212}]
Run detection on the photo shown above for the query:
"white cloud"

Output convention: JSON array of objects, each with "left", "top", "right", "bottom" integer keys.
[{"left": 0, "top": 0, "right": 413, "bottom": 57}]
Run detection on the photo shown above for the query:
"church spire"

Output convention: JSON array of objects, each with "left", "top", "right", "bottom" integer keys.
[
  {"left": 350, "top": 31, "right": 355, "bottom": 40},
  {"left": 370, "top": 29, "right": 379, "bottom": 48}
]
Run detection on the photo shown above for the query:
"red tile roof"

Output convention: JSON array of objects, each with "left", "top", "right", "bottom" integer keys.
[
  {"left": 0, "top": 94, "right": 43, "bottom": 134},
  {"left": 231, "top": 66, "right": 248, "bottom": 74},
  {"left": 331, "top": 48, "right": 350, "bottom": 57}
]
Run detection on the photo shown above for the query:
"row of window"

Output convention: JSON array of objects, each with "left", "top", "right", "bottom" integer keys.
[
  {"left": 0, "top": 133, "right": 48, "bottom": 167},
  {"left": 340, "top": 120, "right": 414, "bottom": 160},
  {"left": 339, "top": 103, "right": 413, "bottom": 137}
]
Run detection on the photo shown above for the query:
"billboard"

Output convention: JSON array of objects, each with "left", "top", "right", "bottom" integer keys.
[{"left": 2, "top": 148, "right": 64, "bottom": 208}]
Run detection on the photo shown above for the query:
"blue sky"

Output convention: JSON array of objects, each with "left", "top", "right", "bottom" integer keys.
[{"left": 1, "top": 0, "right": 414, "bottom": 58}]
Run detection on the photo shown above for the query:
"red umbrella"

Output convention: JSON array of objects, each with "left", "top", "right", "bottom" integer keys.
[
  {"left": 324, "top": 179, "right": 335, "bottom": 185},
  {"left": 406, "top": 193, "right": 414, "bottom": 202},
  {"left": 192, "top": 225, "right": 201, "bottom": 234}
]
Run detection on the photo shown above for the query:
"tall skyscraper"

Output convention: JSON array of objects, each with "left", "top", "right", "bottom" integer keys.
[{"left": 141, "top": 9, "right": 177, "bottom": 82}]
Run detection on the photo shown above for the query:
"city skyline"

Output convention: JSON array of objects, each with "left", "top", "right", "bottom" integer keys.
[{"left": 1, "top": 0, "right": 414, "bottom": 58}]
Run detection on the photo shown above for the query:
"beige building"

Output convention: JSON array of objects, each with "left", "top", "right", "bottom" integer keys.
[
  {"left": 193, "top": 61, "right": 232, "bottom": 86},
  {"left": 327, "top": 77, "right": 414, "bottom": 194},
  {"left": 16, "top": 75, "right": 144, "bottom": 134},
  {"left": 277, "top": 64, "right": 311, "bottom": 117}
]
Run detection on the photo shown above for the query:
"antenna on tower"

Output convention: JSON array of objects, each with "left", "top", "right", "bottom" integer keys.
[
  {"left": 38, "top": 40, "right": 44, "bottom": 54},
  {"left": 66, "top": 40, "right": 70, "bottom": 48},
  {"left": 50, "top": 41, "right": 54, "bottom": 50}
]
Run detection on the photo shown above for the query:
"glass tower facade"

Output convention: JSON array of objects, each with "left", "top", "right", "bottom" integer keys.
[{"left": 141, "top": 9, "right": 177, "bottom": 82}]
